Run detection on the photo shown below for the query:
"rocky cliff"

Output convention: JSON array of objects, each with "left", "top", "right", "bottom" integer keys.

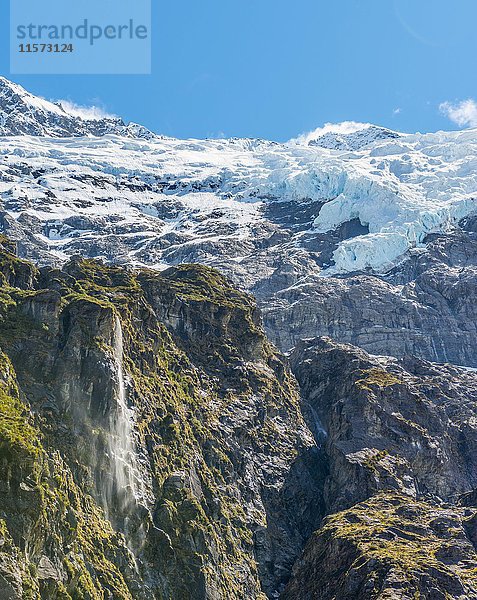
[
  {"left": 285, "top": 337, "right": 477, "bottom": 599},
  {"left": 0, "top": 237, "right": 323, "bottom": 599},
  {"left": 263, "top": 216, "right": 477, "bottom": 366},
  {"left": 0, "top": 237, "right": 476, "bottom": 599}
]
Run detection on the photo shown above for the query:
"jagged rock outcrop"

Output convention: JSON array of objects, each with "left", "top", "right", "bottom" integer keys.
[
  {"left": 283, "top": 336, "right": 477, "bottom": 599},
  {"left": 283, "top": 492, "right": 477, "bottom": 600}
]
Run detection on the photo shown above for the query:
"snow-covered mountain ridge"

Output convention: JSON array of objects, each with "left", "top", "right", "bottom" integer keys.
[
  {"left": 1, "top": 77, "right": 477, "bottom": 365},
  {"left": 304, "top": 122, "right": 402, "bottom": 150},
  {"left": 0, "top": 77, "right": 154, "bottom": 139}
]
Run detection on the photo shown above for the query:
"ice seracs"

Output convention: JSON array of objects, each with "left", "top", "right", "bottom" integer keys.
[{"left": 0, "top": 121, "right": 476, "bottom": 275}]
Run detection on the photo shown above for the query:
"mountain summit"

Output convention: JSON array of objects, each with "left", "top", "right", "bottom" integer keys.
[
  {"left": 296, "top": 122, "right": 402, "bottom": 150},
  {"left": 0, "top": 76, "right": 154, "bottom": 138}
]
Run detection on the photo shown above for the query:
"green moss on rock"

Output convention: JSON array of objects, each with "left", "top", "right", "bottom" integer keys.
[
  {"left": 355, "top": 368, "right": 402, "bottom": 391},
  {"left": 283, "top": 492, "right": 477, "bottom": 600},
  {"left": 0, "top": 351, "right": 42, "bottom": 459}
]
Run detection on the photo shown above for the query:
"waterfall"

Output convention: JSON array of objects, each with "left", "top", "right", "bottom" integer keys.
[
  {"left": 104, "top": 317, "right": 151, "bottom": 522},
  {"left": 307, "top": 402, "right": 327, "bottom": 443}
]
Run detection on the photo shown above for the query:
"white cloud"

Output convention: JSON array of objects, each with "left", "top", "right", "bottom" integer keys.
[
  {"left": 291, "top": 121, "right": 372, "bottom": 144},
  {"left": 439, "top": 99, "right": 477, "bottom": 128},
  {"left": 393, "top": 107, "right": 402, "bottom": 115},
  {"left": 206, "top": 131, "right": 226, "bottom": 139},
  {"left": 58, "top": 100, "right": 116, "bottom": 121}
]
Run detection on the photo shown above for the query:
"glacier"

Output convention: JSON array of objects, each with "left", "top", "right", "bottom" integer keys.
[{"left": 0, "top": 124, "right": 476, "bottom": 274}]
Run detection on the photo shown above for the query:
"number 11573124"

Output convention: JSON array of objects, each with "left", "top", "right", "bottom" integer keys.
[{"left": 18, "top": 43, "right": 74, "bottom": 53}]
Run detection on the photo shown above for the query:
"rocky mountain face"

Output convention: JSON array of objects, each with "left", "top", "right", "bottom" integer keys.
[
  {"left": 285, "top": 337, "right": 477, "bottom": 599},
  {"left": 0, "top": 237, "right": 324, "bottom": 599},
  {"left": 0, "top": 239, "right": 475, "bottom": 599},
  {"left": 264, "top": 218, "right": 477, "bottom": 366}
]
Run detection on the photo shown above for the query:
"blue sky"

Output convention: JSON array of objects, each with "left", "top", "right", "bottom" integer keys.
[{"left": 1, "top": 0, "right": 477, "bottom": 141}]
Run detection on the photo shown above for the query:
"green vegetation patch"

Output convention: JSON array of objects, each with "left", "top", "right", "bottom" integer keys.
[
  {"left": 324, "top": 492, "right": 474, "bottom": 583},
  {"left": 356, "top": 368, "right": 402, "bottom": 390},
  {"left": 0, "top": 352, "right": 42, "bottom": 458}
]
